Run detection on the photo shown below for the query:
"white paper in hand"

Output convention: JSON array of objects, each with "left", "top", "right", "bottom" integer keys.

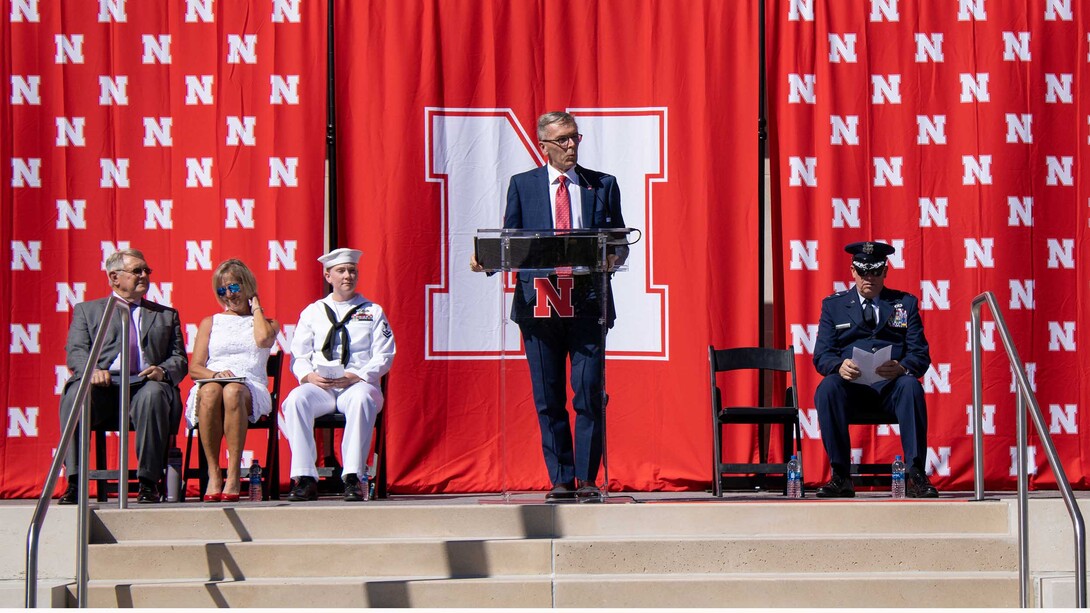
[
  {"left": 314, "top": 360, "right": 345, "bottom": 380},
  {"left": 851, "top": 345, "right": 892, "bottom": 386}
]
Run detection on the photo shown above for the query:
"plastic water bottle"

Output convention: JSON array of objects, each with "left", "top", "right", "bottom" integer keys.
[
  {"left": 786, "top": 455, "right": 802, "bottom": 499},
  {"left": 248, "top": 460, "right": 263, "bottom": 502},
  {"left": 891, "top": 455, "right": 906, "bottom": 499},
  {"left": 165, "top": 447, "right": 183, "bottom": 502}
]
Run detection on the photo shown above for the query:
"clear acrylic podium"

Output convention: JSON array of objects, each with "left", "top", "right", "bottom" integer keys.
[{"left": 475, "top": 227, "right": 637, "bottom": 502}]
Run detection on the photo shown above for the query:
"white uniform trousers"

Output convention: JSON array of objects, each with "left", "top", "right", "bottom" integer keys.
[{"left": 281, "top": 381, "right": 384, "bottom": 479}]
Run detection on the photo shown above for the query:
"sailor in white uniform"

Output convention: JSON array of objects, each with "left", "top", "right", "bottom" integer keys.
[{"left": 282, "top": 248, "right": 396, "bottom": 501}]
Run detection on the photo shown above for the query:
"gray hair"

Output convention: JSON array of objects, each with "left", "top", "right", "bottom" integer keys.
[
  {"left": 105, "top": 248, "right": 147, "bottom": 272},
  {"left": 537, "top": 111, "right": 577, "bottom": 140}
]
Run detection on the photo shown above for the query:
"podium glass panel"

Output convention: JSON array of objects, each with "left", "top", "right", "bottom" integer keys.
[{"left": 475, "top": 228, "right": 635, "bottom": 502}]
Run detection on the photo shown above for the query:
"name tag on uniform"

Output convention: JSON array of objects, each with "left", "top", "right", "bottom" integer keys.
[{"left": 835, "top": 323, "right": 851, "bottom": 330}]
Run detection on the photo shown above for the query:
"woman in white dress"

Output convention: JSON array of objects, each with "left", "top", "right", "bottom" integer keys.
[{"left": 187, "top": 259, "right": 279, "bottom": 502}]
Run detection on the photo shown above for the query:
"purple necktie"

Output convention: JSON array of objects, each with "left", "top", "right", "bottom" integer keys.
[{"left": 128, "top": 303, "right": 140, "bottom": 374}]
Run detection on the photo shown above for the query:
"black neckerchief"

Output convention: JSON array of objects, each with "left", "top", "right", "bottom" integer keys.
[{"left": 321, "top": 303, "right": 363, "bottom": 366}]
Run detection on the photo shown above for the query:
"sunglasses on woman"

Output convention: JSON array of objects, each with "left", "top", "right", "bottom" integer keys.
[{"left": 216, "top": 283, "right": 242, "bottom": 297}]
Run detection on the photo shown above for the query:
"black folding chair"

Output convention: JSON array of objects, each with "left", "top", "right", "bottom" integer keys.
[
  {"left": 90, "top": 388, "right": 183, "bottom": 502},
  {"left": 313, "top": 374, "right": 389, "bottom": 498},
  {"left": 710, "top": 346, "right": 802, "bottom": 497},
  {"left": 847, "top": 403, "right": 897, "bottom": 485},
  {"left": 182, "top": 351, "right": 283, "bottom": 501}
]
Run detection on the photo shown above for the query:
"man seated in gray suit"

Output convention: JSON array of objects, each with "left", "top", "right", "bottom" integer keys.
[{"left": 58, "top": 248, "right": 188, "bottom": 504}]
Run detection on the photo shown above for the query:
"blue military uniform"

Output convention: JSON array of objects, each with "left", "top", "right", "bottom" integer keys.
[{"left": 813, "top": 247, "right": 932, "bottom": 478}]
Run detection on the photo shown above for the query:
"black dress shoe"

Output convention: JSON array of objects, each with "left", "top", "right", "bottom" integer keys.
[
  {"left": 545, "top": 481, "right": 576, "bottom": 501},
  {"left": 576, "top": 483, "right": 602, "bottom": 503},
  {"left": 136, "top": 480, "right": 161, "bottom": 504},
  {"left": 906, "top": 468, "right": 939, "bottom": 498},
  {"left": 815, "top": 473, "right": 855, "bottom": 498},
  {"left": 343, "top": 473, "right": 366, "bottom": 502},
  {"left": 288, "top": 476, "right": 318, "bottom": 501},
  {"left": 58, "top": 482, "right": 78, "bottom": 505}
]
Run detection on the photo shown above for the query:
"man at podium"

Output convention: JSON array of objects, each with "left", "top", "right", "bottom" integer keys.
[{"left": 472, "top": 111, "right": 627, "bottom": 501}]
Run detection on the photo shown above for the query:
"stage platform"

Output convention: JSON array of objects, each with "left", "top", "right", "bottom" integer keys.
[{"left": 2, "top": 490, "right": 1087, "bottom": 608}]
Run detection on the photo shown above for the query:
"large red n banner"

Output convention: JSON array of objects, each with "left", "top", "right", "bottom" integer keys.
[
  {"left": 770, "top": 0, "right": 1090, "bottom": 489},
  {"left": 0, "top": 0, "right": 326, "bottom": 497},
  {"left": 10, "top": 0, "right": 1090, "bottom": 498},
  {"left": 334, "top": 1, "right": 761, "bottom": 492}
]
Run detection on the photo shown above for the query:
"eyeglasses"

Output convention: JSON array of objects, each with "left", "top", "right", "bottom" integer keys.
[
  {"left": 540, "top": 133, "right": 583, "bottom": 147},
  {"left": 216, "top": 283, "right": 242, "bottom": 297},
  {"left": 120, "top": 267, "right": 153, "bottom": 276}
]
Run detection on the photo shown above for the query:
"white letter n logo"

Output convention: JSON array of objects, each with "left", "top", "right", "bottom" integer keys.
[
  {"left": 423, "top": 107, "right": 668, "bottom": 360},
  {"left": 534, "top": 278, "right": 574, "bottom": 318}
]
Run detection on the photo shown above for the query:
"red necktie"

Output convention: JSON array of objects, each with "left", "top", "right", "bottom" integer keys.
[
  {"left": 555, "top": 176, "right": 572, "bottom": 276},
  {"left": 555, "top": 175, "right": 571, "bottom": 230}
]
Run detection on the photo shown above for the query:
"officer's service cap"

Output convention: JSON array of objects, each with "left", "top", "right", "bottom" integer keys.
[
  {"left": 845, "top": 241, "right": 894, "bottom": 273},
  {"left": 317, "top": 248, "right": 362, "bottom": 269}
]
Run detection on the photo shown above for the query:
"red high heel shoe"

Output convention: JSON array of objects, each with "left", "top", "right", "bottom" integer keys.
[
  {"left": 220, "top": 493, "right": 240, "bottom": 502},
  {"left": 203, "top": 493, "right": 222, "bottom": 503}
]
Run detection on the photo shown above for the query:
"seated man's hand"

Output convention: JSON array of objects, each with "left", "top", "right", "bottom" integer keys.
[
  {"left": 838, "top": 358, "right": 861, "bottom": 381},
  {"left": 90, "top": 369, "right": 112, "bottom": 387},
  {"left": 331, "top": 372, "right": 362, "bottom": 389},
  {"left": 302, "top": 372, "right": 336, "bottom": 390},
  {"left": 876, "top": 359, "right": 907, "bottom": 379},
  {"left": 469, "top": 253, "right": 484, "bottom": 273},
  {"left": 139, "top": 365, "right": 166, "bottom": 382}
]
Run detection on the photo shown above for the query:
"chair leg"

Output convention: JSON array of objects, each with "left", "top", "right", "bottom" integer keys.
[
  {"left": 265, "top": 416, "right": 278, "bottom": 500},
  {"left": 374, "top": 412, "right": 387, "bottom": 499},
  {"left": 94, "top": 430, "right": 108, "bottom": 502},
  {"left": 196, "top": 429, "right": 210, "bottom": 498},
  {"left": 182, "top": 425, "right": 196, "bottom": 503},
  {"left": 781, "top": 424, "right": 792, "bottom": 496},
  {"left": 712, "top": 423, "right": 723, "bottom": 498},
  {"left": 795, "top": 421, "right": 805, "bottom": 497}
]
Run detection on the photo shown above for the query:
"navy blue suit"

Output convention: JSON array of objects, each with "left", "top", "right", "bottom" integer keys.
[
  {"left": 812, "top": 286, "right": 932, "bottom": 472},
  {"left": 504, "top": 164, "right": 625, "bottom": 486}
]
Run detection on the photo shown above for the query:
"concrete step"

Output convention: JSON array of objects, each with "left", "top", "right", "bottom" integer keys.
[
  {"left": 553, "top": 534, "right": 1018, "bottom": 574},
  {"left": 0, "top": 579, "right": 71, "bottom": 609},
  {"left": 77, "top": 571, "right": 1021, "bottom": 608},
  {"left": 88, "top": 538, "right": 552, "bottom": 581},
  {"left": 81, "top": 576, "right": 555, "bottom": 608},
  {"left": 88, "top": 532, "right": 1014, "bottom": 581},
  {"left": 74, "top": 499, "right": 1025, "bottom": 608},
  {"left": 555, "top": 571, "right": 1022, "bottom": 607},
  {"left": 90, "top": 500, "right": 1011, "bottom": 543}
]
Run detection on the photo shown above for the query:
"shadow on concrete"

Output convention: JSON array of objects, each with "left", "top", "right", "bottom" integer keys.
[{"left": 203, "top": 542, "right": 245, "bottom": 581}]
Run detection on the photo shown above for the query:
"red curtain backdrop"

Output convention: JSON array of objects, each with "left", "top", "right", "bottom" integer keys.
[
  {"left": 1, "top": 0, "right": 326, "bottom": 497},
  {"left": 334, "top": 0, "right": 761, "bottom": 492},
  {"left": 769, "top": 0, "right": 1089, "bottom": 489}
]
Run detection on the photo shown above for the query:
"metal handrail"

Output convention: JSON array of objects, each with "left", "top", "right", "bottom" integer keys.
[
  {"left": 970, "top": 291, "right": 1086, "bottom": 607},
  {"left": 26, "top": 296, "right": 132, "bottom": 608}
]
